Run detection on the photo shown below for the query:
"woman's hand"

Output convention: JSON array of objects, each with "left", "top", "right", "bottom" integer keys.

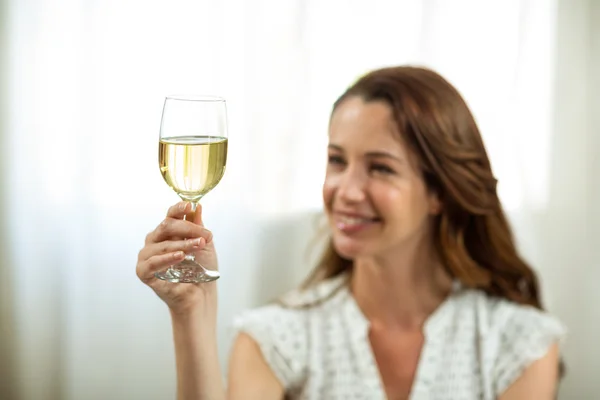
[{"left": 137, "top": 201, "right": 219, "bottom": 315}]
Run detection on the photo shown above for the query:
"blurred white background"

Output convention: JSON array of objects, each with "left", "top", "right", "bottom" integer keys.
[{"left": 0, "top": 0, "right": 598, "bottom": 399}]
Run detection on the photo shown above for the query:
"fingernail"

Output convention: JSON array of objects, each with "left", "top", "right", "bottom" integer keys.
[
  {"left": 174, "top": 251, "right": 184, "bottom": 258},
  {"left": 191, "top": 238, "right": 202, "bottom": 246},
  {"left": 179, "top": 202, "right": 187, "bottom": 211}
]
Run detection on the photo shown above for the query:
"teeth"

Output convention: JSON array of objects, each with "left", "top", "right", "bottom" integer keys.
[{"left": 339, "top": 216, "right": 371, "bottom": 225}]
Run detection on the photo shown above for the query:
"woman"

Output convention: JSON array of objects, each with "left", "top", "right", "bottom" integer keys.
[{"left": 137, "top": 66, "right": 566, "bottom": 399}]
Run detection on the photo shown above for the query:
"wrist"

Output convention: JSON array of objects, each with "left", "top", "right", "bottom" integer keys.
[{"left": 169, "top": 287, "right": 218, "bottom": 329}]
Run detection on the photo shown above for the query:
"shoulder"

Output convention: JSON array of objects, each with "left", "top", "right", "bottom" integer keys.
[
  {"left": 457, "top": 289, "right": 565, "bottom": 339},
  {"left": 230, "top": 274, "right": 348, "bottom": 390},
  {"left": 232, "top": 273, "right": 348, "bottom": 331},
  {"left": 457, "top": 289, "right": 566, "bottom": 396},
  {"left": 464, "top": 290, "right": 566, "bottom": 343}
]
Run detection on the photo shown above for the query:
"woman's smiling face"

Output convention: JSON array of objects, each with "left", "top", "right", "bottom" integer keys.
[{"left": 323, "top": 96, "right": 441, "bottom": 260}]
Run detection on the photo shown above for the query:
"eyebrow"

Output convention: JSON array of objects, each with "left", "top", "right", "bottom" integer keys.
[{"left": 328, "top": 144, "right": 404, "bottom": 163}]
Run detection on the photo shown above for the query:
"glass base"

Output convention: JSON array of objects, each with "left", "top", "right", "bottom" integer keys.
[{"left": 154, "top": 259, "right": 220, "bottom": 283}]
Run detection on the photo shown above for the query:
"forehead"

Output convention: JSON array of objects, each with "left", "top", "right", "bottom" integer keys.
[{"left": 329, "top": 97, "right": 405, "bottom": 151}]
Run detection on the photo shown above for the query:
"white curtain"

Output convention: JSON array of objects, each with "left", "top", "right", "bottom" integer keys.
[{"left": 1, "top": 0, "right": 597, "bottom": 399}]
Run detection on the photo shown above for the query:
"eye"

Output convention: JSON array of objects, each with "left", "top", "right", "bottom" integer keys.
[
  {"left": 371, "top": 163, "right": 395, "bottom": 175},
  {"left": 327, "top": 154, "right": 346, "bottom": 165}
]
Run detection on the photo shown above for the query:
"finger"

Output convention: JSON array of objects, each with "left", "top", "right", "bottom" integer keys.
[
  {"left": 166, "top": 201, "right": 191, "bottom": 220},
  {"left": 136, "top": 251, "right": 186, "bottom": 283},
  {"left": 150, "top": 218, "right": 213, "bottom": 244},
  {"left": 189, "top": 204, "right": 212, "bottom": 243},
  {"left": 138, "top": 237, "right": 207, "bottom": 261},
  {"left": 193, "top": 203, "right": 204, "bottom": 226}
]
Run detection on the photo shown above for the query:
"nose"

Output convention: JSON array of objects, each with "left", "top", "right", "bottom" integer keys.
[{"left": 337, "top": 166, "right": 367, "bottom": 204}]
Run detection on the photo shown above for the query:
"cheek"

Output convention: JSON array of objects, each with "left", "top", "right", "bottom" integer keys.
[
  {"left": 388, "top": 186, "right": 431, "bottom": 223},
  {"left": 372, "top": 182, "right": 426, "bottom": 222},
  {"left": 371, "top": 184, "right": 402, "bottom": 213}
]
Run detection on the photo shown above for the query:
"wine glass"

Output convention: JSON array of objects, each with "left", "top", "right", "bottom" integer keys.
[{"left": 155, "top": 95, "right": 228, "bottom": 283}]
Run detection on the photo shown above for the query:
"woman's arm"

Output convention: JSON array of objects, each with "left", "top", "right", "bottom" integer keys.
[
  {"left": 498, "top": 343, "right": 560, "bottom": 400},
  {"left": 138, "top": 202, "right": 284, "bottom": 399},
  {"left": 170, "top": 285, "right": 225, "bottom": 400}
]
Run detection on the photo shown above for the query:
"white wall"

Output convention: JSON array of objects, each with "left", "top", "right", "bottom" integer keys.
[{"left": 546, "top": 0, "right": 599, "bottom": 397}]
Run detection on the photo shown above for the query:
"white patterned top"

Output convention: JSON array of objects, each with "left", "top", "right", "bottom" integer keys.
[{"left": 231, "top": 274, "right": 566, "bottom": 400}]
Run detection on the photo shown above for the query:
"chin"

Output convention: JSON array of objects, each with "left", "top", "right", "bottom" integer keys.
[{"left": 332, "top": 235, "right": 370, "bottom": 260}]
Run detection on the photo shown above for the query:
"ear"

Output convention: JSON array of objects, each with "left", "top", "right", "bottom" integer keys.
[{"left": 428, "top": 192, "right": 443, "bottom": 215}]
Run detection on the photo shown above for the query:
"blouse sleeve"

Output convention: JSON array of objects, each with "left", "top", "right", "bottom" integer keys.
[
  {"left": 493, "top": 303, "right": 567, "bottom": 396},
  {"left": 231, "top": 304, "right": 308, "bottom": 391}
]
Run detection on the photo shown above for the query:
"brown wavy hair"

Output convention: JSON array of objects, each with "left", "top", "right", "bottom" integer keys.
[{"left": 303, "top": 65, "right": 543, "bottom": 310}]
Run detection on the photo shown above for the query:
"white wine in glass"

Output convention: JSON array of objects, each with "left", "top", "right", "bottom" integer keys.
[{"left": 155, "top": 96, "right": 228, "bottom": 283}]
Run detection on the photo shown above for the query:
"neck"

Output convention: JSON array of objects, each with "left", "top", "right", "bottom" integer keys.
[{"left": 350, "top": 239, "right": 453, "bottom": 331}]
